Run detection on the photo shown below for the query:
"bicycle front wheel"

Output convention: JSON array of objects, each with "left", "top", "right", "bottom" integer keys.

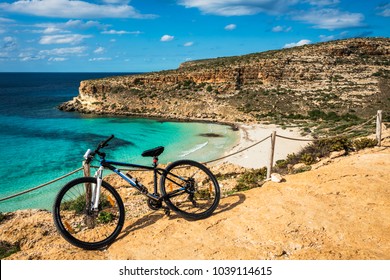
[
  {"left": 53, "top": 177, "right": 125, "bottom": 250},
  {"left": 160, "top": 160, "right": 220, "bottom": 220}
]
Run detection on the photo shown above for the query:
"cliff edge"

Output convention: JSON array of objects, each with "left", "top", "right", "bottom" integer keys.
[{"left": 59, "top": 38, "right": 390, "bottom": 123}]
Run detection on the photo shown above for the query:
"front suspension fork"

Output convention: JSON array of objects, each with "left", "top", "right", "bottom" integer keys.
[{"left": 91, "top": 166, "right": 104, "bottom": 211}]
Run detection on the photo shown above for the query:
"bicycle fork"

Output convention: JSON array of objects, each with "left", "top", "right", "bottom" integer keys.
[
  {"left": 81, "top": 166, "right": 104, "bottom": 229},
  {"left": 90, "top": 166, "right": 104, "bottom": 211}
]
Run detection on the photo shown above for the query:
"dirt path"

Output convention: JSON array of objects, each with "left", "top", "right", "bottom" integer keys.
[{"left": 2, "top": 144, "right": 390, "bottom": 260}]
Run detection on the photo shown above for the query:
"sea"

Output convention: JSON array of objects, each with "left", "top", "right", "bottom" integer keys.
[{"left": 0, "top": 73, "right": 239, "bottom": 212}]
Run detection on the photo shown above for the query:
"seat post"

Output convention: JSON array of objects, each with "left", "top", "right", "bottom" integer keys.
[
  {"left": 153, "top": 156, "right": 158, "bottom": 168},
  {"left": 152, "top": 156, "right": 158, "bottom": 194}
]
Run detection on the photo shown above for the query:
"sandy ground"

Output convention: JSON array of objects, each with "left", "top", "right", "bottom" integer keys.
[
  {"left": 1, "top": 133, "right": 389, "bottom": 260},
  {"left": 224, "top": 124, "right": 311, "bottom": 168}
]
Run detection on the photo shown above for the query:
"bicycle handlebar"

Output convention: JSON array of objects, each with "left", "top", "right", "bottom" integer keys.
[
  {"left": 99, "top": 134, "right": 114, "bottom": 149},
  {"left": 84, "top": 135, "right": 114, "bottom": 164}
]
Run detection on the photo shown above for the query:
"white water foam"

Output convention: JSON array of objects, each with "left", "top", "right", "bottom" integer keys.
[{"left": 179, "top": 141, "right": 209, "bottom": 157}]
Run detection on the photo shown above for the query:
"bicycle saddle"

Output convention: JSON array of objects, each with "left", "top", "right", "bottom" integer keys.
[{"left": 141, "top": 146, "right": 165, "bottom": 157}]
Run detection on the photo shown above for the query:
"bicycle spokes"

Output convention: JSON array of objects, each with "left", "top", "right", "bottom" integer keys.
[
  {"left": 54, "top": 178, "right": 124, "bottom": 248},
  {"left": 161, "top": 160, "right": 220, "bottom": 219}
]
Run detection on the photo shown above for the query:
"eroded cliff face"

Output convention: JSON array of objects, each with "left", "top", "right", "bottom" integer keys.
[{"left": 59, "top": 38, "right": 390, "bottom": 123}]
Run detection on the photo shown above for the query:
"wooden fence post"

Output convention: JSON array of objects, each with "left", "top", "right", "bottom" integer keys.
[
  {"left": 267, "top": 131, "right": 277, "bottom": 179},
  {"left": 376, "top": 110, "right": 382, "bottom": 147},
  {"left": 83, "top": 160, "right": 90, "bottom": 177}
]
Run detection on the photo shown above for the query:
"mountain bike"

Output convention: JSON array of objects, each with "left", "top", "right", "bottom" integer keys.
[{"left": 53, "top": 135, "right": 220, "bottom": 250}]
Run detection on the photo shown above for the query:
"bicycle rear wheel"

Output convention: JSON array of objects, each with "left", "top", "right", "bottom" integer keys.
[
  {"left": 160, "top": 160, "right": 220, "bottom": 220},
  {"left": 53, "top": 177, "right": 125, "bottom": 250}
]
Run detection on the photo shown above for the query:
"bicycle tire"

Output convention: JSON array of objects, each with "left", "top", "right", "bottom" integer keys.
[
  {"left": 53, "top": 177, "right": 125, "bottom": 250},
  {"left": 160, "top": 160, "right": 220, "bottom": 220}
]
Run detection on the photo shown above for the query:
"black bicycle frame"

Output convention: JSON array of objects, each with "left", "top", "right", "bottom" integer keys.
[{"left": 100, "top": 159, "right": 186, "bottom": 202}]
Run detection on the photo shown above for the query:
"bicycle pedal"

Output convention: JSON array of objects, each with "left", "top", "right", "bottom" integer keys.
[{"left": 163, "top": 207, "right": 170, "bottom": 216}]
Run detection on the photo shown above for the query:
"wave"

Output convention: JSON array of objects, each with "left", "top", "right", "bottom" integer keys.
[{"left": 180, "top": 141, "right": 209, "bottom": 157}]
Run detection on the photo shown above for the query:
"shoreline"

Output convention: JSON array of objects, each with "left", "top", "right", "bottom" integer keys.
[
  {"left": 63, "top": 109, "right": 310, "bottom": 169},
  {"left": 220, "top": 123, "right": 311, "bottom": 169}
]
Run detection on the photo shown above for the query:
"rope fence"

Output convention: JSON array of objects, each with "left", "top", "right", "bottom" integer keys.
[
  {"left": 0, "top": 110, "right": 385, "bottom": 203},
  {"left": 0, "top": 167, "right": 83, "bottom": 203}
]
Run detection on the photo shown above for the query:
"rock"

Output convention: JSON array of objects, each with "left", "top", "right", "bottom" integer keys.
[
  {"left": 271, "top": 173, "right": 283, "bottom": 183},
  {"left": 329, "top": 150, "right": 346, "bottom": 159},
  {"left": 293, "top": 163, "right": 307, "bottom": 170}
]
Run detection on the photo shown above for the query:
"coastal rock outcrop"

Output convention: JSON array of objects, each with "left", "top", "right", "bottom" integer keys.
[{"left": 59, "top": 38, "right": 390, "bottom": 122}]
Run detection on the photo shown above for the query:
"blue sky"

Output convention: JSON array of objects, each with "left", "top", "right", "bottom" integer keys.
[{"left": 0, "top": 0, "right": 389, "bottom": 72}]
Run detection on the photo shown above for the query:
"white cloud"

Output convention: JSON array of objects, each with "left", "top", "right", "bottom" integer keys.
[
  {"left": 284, "top": 39, "right": 311, "bottom": 48},
  {"left": 305, "top": 0, "right": 339, "bottom": 6},
  {"left": 0, "top": 0, "right": 156, "bottom": 19},
  {"left": 1, "top": 36, "right": 18, "bottom": 59},
  {"left": 39, "top": 34, "right": 92, "bottom": 45},
  {"left": 42, "top": 26, "right": 68, "bottom": 34},
  {"left": 65, "top": 20, "right": 107, "bottom": 29},
  {"left": 19, "top": 55, "right": 44, "bottom": 61},
  {"left": 224, "top": 24, "right": 236, "bottom": 30},
  {"left": 178, "top": 0, "right": 298, "bottom": 16},
  {"left": 319, "top": 31, "right": 348, "bottom": 41},
  {"left": 160, "top": 34, "right": 174, "bottom": 42},
  {"left": 102, "top": 0, "right": 130, "bottom": 4},
  {"left": 184, "top": 41, "right": 194, "bottom": 47},
  {"left": 89, "top": 57, "right": 112, "bottom": 61},
  {"left": 48, "top": 57, "right": 68, "bottom": 61},
  {"left": 39, "top": 46, "right": 87, "bottom": 56},
  {"left": 94, "top": 47, "right": 105, "bottom": 54},
  {"left": 293, "top": 8, "right": 365, "bottom": 30},
  {"left": 272, "top": 25, "right": 292, "bottom": 32},
  {"left": 3, "top": 36, "right": 18, "bottom": 51},
  {"left": 0, "top": 17, "right": 15, "bottom": 23},
  {"left": 319, "top": 34, "right": 335, "bottom": 41},
  {"left": 377, "top": 3, "right": 390, "bottom": 17},
  {"left": 31, "top": 20, "right": 106, "bottom": 36},
  {"left": 102, "top": 30, "right": 142, "bottom": 35}
]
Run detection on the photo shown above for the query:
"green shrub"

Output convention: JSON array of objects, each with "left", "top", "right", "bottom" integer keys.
[
  {"left": 235, "top": 167, "right": 267, "bottom": 191},
  {"left": 308, "top": 109, "right": 327, "bottom": 120},
  {"left": 353, "top": 138, "right": 377, "bottom": 151},
  {"left": 97, "top": 211, "right": 114, "bottom": 224},
  {"left": 275, "top": 159, "right": 288, "bottom": 169},
  {"left": 300, "top": 153, "right": 316, "bottom": 165},
  {"left": 0, "top": 241, "right": 20, "bottom": 259},
  {"left": 61, "top": 194, "right": 87, "bottom": 214},
  {"left": 274, "top": 136, "right": 353, "bottom": 175},
  {"left": 61, "top": 194, "right": 111, "bottom": 214},
  {"left": 314, "top": 136, "right": 353, "bottom": 155},
  {"left": 292, "top": 165, "right": 312, "bottom": 174}
]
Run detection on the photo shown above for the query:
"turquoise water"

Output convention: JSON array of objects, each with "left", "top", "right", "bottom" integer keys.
[{"left": 0, "top": 73, "right": 239, "bottom": 212}]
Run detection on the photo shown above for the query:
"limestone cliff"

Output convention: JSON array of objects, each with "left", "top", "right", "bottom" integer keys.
[{"left": 59, "top": 38, "right": 390, "bottom": 123}]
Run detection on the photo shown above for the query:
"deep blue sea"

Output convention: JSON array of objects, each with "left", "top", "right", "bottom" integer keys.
[{"left": 0, "top": 73, "right": 239, "bottom": 212}]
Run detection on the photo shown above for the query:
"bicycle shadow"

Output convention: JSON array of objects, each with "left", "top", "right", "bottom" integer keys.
[
  {"left": 115, "top": 211, "right": 165, "bottom": 243},
  {"left": 113, "top": 193, "right": 246, "bottom": 244},
  {"left": 212, "top": 193, "right": 246, "bottom": 217}
]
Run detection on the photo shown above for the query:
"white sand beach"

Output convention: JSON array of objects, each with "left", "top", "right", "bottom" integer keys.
[{"left": 222, "top": 124, "right": 312, "bottom": 168}]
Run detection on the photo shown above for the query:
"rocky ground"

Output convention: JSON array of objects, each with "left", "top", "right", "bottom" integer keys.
[{"left": 1, "top": 136, "right": 389, "bottom": 260}]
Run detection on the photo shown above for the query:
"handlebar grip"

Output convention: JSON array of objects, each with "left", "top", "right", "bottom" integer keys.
[{"left": 100, "top": 134, "right": 114, "bottom": 148}]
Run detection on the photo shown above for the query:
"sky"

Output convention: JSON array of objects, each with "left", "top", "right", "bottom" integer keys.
[{"left": 0, "top": 0, "right": 389, "bottom": 72}]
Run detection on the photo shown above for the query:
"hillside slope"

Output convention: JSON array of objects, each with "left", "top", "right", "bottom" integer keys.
[
  {"left": 59, "top": 38, "right": 390, "bottom": 123},
  {"left": 2, "top": 135, "right": 389, "bottom": 260}
]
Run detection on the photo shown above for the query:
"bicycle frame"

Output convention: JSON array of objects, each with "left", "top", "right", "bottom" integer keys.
[{"left": 90, "top": 158, "right": 186, "bottom": 211}]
